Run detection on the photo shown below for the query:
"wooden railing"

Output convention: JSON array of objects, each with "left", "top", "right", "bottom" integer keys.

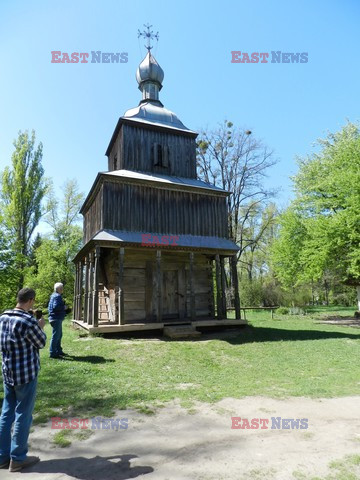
[{"left": 238, "top": 306, "right": 279, "bottom": 320}]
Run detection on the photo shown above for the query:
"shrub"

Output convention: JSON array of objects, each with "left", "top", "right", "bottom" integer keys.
[
  {"left": 275, "top": 307, "right": 289, "bottom": 315},
  {"left": 289, "top": 307, "right": 307, "bottom": 315}
]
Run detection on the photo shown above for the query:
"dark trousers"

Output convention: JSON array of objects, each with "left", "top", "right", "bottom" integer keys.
[{"left": 49, "top": 319, "right": 63, "bottom": 357}]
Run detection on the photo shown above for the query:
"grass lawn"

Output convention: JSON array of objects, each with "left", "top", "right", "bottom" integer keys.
[{"left": 0, "top": 307, "right": 359, "bottom": 425}]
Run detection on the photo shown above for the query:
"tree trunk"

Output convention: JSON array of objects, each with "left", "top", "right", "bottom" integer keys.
[{"left": 324, "top": 279, "right": 329, "bottom": 306}]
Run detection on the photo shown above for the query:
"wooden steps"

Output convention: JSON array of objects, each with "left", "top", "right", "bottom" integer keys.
[
  {"left": 98, "top": 284, "right": 115, "bottom": 324},
  {"left": 163, "top": 325, "right": 201, "bottom": 339}
]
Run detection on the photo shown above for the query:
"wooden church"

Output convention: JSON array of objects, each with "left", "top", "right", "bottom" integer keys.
[{"left": 72, "top": 29, "right": 243, "bottom": 333}]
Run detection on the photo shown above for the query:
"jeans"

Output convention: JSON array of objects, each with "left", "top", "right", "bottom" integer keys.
[
  {"left": 0, "top": 377, "right": 38, "bottom": 462},
  {"left": 49, "top": 319, "right": 63, "bottom": 357}
]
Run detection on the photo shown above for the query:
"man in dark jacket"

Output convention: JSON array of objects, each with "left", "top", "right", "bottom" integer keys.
[
  {"left": 0, "top": 288, "right": 46, "bottom": 472},
  {"left": 48, "top": 282, "right": 70, "bottom": 359}
]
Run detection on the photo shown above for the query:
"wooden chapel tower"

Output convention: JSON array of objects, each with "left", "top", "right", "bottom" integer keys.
[{"left": 72, "top": 28, "right": 242, "bottom": 332}]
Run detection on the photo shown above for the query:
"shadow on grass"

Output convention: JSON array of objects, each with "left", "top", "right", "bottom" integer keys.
[
  {"left": 96, "top": 324, "right": 360, "bottom": 345},
  {"left": 28, "top": 454, "right": 153, "bottom": 479},
  {"left": 60, "top": 355, "right": 115, "bottom": 364},
  {"left": 224, "top": 325, "right": 360, "bottom": 344}
]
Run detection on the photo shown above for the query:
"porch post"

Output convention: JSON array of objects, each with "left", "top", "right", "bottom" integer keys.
[
  {"left": 87, "top": 252, "right": 94, "bottom": 326},
  {"left": 231, "top": 254, "right": 241, "bottom": 320},
  {"left": 220, "top": 256, "right": 227, "bottom": 319},
  {"left": 189, "top": 252, "right": 196, "bottom": 321},
  {"left": 156, "top": 250, "right": 162, "bottom": 323},
  {"left": 73, "top": 263, "right": 79, "bottom": 320},
  {"left": 209, "top": 258, "right": 215, "bottom": 318},
  {"left": 83, "top": 256, "right": 89, "bottom": 324},
  {"left": 92, "top": 247, "right": 100, "bottom": 327},
  {"left": 76, "top": 262, "right": 82, "bottom": 320},
  {"left": 79, "top": 260, "right": 84, "bottom": 320},
  {"left": 118, "top": 247, "right": 125, "bottom": 325},
  {"left": 215, "top": 254, "right": 222, "bottom": 319}
]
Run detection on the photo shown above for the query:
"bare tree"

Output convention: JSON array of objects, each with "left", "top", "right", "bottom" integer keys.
[
  {"left": 239, "top": 203, "right": 279, "bottom": 281},
  {"left": 197, "top": 121, "right": 278, "bottom": 308}
]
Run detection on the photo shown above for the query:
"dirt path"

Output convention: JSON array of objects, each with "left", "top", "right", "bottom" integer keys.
[{"left": 2, "top": 396, "right": 360, "bottom": 480}]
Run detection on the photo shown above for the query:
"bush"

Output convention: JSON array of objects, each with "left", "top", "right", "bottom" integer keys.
[
  {"left": 275, "top": 307, "right": 289, "bottom": 315},
  {"left": 239, "top": 277, "right": 283, "bottom": 307},
  {"left": 331, "top": 292, "right": 357, "bottom": 307},
  {"left": 289, "top": 307, "right": 307, "bottom": 315}
]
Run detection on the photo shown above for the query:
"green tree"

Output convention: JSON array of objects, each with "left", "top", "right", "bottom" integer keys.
[
  {"left": 25, "top": 179, "right": 84, "bottom": 307},
  {"left": 271, "top": 209, "right": 308, "bottom": 291},
  {"left": 0, "top": 212, "right": 19, "bottom": 310},
  {"left": 28, "top": 232, "right": 43, "bottom": 274},
  {"left": 0, "top": 130, "right": 48, "bottom": 289},
  {"left": 271, "top": 122, "right": 360, "bottom": 309},
  {"left": 27, "top": 232, "right": 82, "bottom": 307}
]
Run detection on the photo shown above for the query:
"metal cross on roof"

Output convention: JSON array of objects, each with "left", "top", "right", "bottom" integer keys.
[{"left": 138, "top": 23, "right": 159, "bottom": 52}]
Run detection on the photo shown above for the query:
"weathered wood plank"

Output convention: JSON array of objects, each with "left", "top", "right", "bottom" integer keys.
[
  {"left": 92, "top": 247, "right": 100, "bottom": 327},
  {"left": 118, "top": 248, "right": 125, "bottom": 325},
  {"left": 215, "top": 254, "right": 222, "bottom": 319},
  {"left": 220, "top": 256, "right": 227, "bottom": 319},
  {"left": 189, "top": 252, "right": 196, "bottom": 320},
  {"left": 124, "top": 309, "right": 147, "bottom": 321},
  {"left": 145, "top": 261, "right": 153, "bottom": 322},
  {"left": 156, "top": 250, "right": 162, "bottom": 322}
]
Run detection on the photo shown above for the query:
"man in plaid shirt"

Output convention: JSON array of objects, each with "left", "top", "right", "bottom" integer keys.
[{"left": 0, "top": 288, "right": 46, "bottom": 472}]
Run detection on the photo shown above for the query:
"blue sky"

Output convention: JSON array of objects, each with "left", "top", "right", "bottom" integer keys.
[{"left": 0, "top": 0, "right": 359, "bottom": 232}]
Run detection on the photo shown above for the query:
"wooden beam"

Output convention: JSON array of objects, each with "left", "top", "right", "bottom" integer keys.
[
  {"left": 145, "top": 260, "right": 153, "bottom": 322},
  {"left": 118, "top": 247, "right": 125, "bottom": 325},
  {"left": 178, "top": 264, "right": 186, "bottom": 320},
  {"left": 76, "top": 261, "right": 82, "bottom": 320},
  {"left": 220, "top": 256, "right": 227, "bottom": 319},
  {"left": 73, "top": 263, "right": 78, "bottom": 320},
  {"left": 215, "top": 254, "right": 222, "bottom": 319},
  {"left": 87, "top": 253, "right": 93, "bottom": 326},
  {"left": 79, "top": 260, "right": 84, "bottom": 321},
  {"left": 189, "top": 252, "right": 196, "bottom": 321},
  {"left": 92, "top": 247, "right": 100, "bottom": 327},
  {"left": 76, "top": 262, "right": 81, "bottom": 320},
  {"left": 156, "top": 250, "right": 162, "bottom": 323},
  {"left": 77, "top": 261, "right": 82, "bottom": 320},
  {"left": 83, "top": 256, "right": 89, "bottom": 324},
  {"left": 209, "top": 259, "right": 215, "bottom": 318},
  {"left": 231, "top": 254, "right": 241, "bottom": 320}
]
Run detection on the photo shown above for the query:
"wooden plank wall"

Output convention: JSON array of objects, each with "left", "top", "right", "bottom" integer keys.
[
  {"left": 103, "top": 182, "right": 228, "bottom": 238},
  {"left": 83, "top": 186, "right": 103, "bottom": 243},
  {"left": 100, "top": 248, "right": 213, "bottom": 323},
  {"left": 108, "top": 124, "right": 197, "bottom": 179}
]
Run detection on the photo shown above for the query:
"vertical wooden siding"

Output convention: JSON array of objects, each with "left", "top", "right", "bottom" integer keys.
[
  {"left": 102, "top": 182, "right": 228, "bottom": 238},
  {"left": 108, "top": 124, "right": 197, "bottom": 179}
]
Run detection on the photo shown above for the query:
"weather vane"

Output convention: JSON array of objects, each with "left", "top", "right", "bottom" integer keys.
[{"left": 138, "top": 23, "right": 159, "bottom": 52}]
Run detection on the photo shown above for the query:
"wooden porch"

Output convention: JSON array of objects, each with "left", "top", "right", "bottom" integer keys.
[
  {"left": 72, "top": 245, "right": 244, "bottom": 333},
  {"left": 72, "top": 318, "right": 247, "bottom": 334}
]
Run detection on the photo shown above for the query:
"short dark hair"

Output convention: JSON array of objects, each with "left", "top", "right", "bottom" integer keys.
[{"left": 17, "top": 288, "right": 36, "bottom": 304}]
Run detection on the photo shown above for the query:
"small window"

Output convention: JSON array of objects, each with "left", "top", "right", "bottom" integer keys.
[
  {"left": 153, "top": 144, "right": 169, "bottom": 168},
  {"left": 113, "top": 154, "right": 118, "bottom": 170}
]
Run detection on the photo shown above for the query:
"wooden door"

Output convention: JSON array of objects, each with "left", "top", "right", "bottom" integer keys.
[{"left": 162, "top": 270, "right": 179, "bottom": 319}]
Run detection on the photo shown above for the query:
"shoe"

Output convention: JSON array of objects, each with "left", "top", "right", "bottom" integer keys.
[
  {"left": 49, "top": 355, "right": 63, "bottom": 359},
  {"left": 58, "top": 352, "right": 69, "bottom": 357},
  {"left": 9, "top": 455, "right": 40, "bottom": 472},
  {"left": 0, "top": 459, "right": 10, "bottom": 469}
]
